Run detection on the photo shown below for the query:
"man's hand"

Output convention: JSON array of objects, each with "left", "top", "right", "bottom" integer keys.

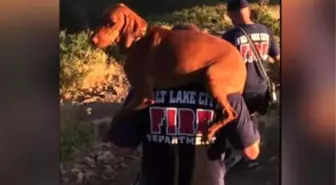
[
  {"left": 273, "top": 55, "right": 280, "bottom": 63},
  {"left": 267, "top": 56, "right": 280, "bottom": 85}
]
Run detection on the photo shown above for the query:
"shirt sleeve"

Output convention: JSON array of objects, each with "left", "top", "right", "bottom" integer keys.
[
  {"left": 268, "top": 30, "right": 280, "bottom": 58},
  {"left": 219, "top": 94, "right": 260, "bottom": 150},
  {"left": 108, "top": 90, "right": 145, "bottom": 148},
  {"left": 222, "top": 30, "right": 235, "bottom": 45}
]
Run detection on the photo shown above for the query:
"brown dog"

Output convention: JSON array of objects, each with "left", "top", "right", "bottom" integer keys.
[
  {"left": 171, "top": 23, "right": 202, "bottom": 32},
  {"left": 91, "top": 3, "right": 247, "bottom": 140}
]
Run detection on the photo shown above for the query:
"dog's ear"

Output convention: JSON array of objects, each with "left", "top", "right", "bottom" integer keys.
[{"left": 122, "top": 9, "right": 147, "bottom": 48}]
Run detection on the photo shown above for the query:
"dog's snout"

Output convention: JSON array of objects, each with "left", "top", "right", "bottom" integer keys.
[{"left": 91, "top": 35, "right": 98, "bottom": 45}]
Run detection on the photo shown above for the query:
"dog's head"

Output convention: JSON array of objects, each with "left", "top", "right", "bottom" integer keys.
[{"left": 91, "top": 3, "right": 147, "bottom": 50}]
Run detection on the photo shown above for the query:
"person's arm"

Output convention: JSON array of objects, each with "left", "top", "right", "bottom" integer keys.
[
  {"left": 219, "top": 94, "right": 261, "bottom": 160},
  {"left": 268, "top": 31, "right": 280, "bottom": 63},
  {"left": 108, "top": 89, "right": 144, "bottom": 156}
]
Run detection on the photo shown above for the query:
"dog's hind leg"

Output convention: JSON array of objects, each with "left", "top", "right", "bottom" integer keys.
[
  {"left": 204, "top": 82, "right": 238, "bottom": 140},
  {"left": 203, "top": 57, "right": 246, "bottom": 140}
]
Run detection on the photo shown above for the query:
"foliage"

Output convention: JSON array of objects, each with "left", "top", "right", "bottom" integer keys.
[
  {"left": 60, "top": 30, "right": 110, "bottom": 97},
  {"left": 251, "top": 5, "right": 280, "bottom": 36},
  {"left": 60, "top": 102, "right": 95, "bottom": 162},
  {"left": 148, "top": 5, "right": 231, "bottom": 34},
  {"left": 148, "top": 4, "right": 280, "bottom": 36}
]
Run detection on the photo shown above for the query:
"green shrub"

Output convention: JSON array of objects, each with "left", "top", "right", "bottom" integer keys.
[
  {"left": 61, "top": 121, "right": 94, "bottom": 161},
  {"left": 148, "top": 5, "right": 231, "bottom": 33},
  {"left": 125, "top": 0, "right": 223, "bottom": 16},
  {"left": 252, "top": 6, "right": 280, "bottom": 36},
  {"left": 60, "top": 102, "right": 95, "bottom": 162},
  {"left": 148, "top": 4, "right": 280, "bottom": 36},
  {"left": 60, "top": 30, "right": 110, "bottom": 97}
]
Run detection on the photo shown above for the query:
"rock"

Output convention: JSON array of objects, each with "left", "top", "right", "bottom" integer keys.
[
  {"left": 61, "top": 177, "right": 69, "bottom": 183},
  {"left": 91, "top": 142, "right": 112, "bottom": 150},
  {"left": 73, "top": 163, "right": 87, "bottom": 170},
  {"left": 76, "top": 171, "right": 84, "bottom": 183},
  {"left": 91, "top": 117, "right": 112, "bottom": 126},
  {"left": 119, "top": 162, "right": 128, "bottom": 168},
  {"left": 97, "top": 151, "right": 116, "bottom": 164},
  {"left": 70, "top": 168, "right": 81, "bottom": 174},
  {"left": 84, "top": 169, "right": 97, "bottom": 179},
  {"left": 104, "top": 165, "right": 115, "bottom": 174},
  {"left": 59, "top": 164, "right": 65, "bottom": 175},
  {"left": 84, "top": 156, "right": 96, "bottom": 167},
  {"left": 103, "top": 171, "right": 119, "bottom": 180}
]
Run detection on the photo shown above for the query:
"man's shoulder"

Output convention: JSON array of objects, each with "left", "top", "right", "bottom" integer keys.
[
  {"left": 222, "top": 27, "right": 238, "bottom": 36},
  {"left": 222, "top": 24, "right": 270, "bottom": 37},
  {"left": 247, "top": 23, "right": 272, "bottom": 34}
]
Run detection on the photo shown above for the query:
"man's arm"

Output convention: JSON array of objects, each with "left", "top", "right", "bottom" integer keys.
[
  {"left": 268, "top": 31, "right": 280, "bottom": 63},
  {"left": 108, "top": 89, "right": 144, "bottom": 156},
  {"left": 220, "top": 94, "right": 260, "bottom": 160}
]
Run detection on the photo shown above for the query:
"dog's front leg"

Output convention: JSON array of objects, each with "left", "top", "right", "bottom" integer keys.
[
  {"left": 111, "top": 71, "right": 155, "bottom": 125},
  {"left": 131, "top": 74, "right": 155, "bottom": 110}
]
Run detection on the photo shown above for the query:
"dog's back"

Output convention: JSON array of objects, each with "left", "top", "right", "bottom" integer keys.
[{"left": 142, "top": 27, "right": 244, "bottom": 84}]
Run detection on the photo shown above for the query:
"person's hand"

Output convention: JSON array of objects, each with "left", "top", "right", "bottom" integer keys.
[{"left": 268, "top": 61, "right": 280, "bottom": 85}]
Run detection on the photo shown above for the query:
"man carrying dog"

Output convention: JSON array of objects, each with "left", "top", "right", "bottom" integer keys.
[
  {"left": 90, "top": 3, "right": 260, "bottom": 183},
  {"left": 111, "top": 21, "right": 259, "bottom": 182},
  {"left": 108, "top": 82, "right": 260, "bottom": 185},
  {"left": 221, "top": 0, "right": 280, "bottom": 170},
  {"left": 110, "top": 23, "right": 259, "bottom": 183}
]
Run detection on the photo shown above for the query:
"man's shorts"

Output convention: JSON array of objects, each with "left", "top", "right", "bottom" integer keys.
[{"left": 244, "top": 91, "right": 269, "bottom": 115}]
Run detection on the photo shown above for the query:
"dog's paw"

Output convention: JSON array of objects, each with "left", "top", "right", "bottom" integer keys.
[{"left": 143, "top": 98, "right": 155, "bottom": 105}]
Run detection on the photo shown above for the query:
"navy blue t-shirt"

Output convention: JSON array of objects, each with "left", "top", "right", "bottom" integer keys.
[
  {"left": 222, "top": 23, "right": 279, "bottom": 100},
  {"left": 109, "top": 83, "right": 260, "bottom": 185}
]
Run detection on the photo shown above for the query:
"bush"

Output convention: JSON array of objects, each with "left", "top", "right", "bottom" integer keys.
[
  {"left": 148, "top": 4, "right": 280, "bottom": 36},
  {"left": 148, "top": 5, "right": 231, "bottom": 33},
  {"left": 61, "top": 121, "right": 94, "bottom": 162},
  {"left": 251, "top": 5, "right": 280, "bottom": 36},
  {"left": 60, "top": 30, "right": 110, "bottom": 98},
  {"left": 60, "top": 102, "right": 95, "bottom": 162}
]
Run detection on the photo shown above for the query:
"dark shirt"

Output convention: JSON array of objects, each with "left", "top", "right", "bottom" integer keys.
[
  {"left": 222, "top": 23, "right": 279, "bottom": 100},
  {"left": 109, "top": 83, "right": 260, "bottom": 185}
]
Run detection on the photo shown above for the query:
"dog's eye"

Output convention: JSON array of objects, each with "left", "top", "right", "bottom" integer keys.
[{"left": 106, "top": 21, "right": 115, "bottom": 28}]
